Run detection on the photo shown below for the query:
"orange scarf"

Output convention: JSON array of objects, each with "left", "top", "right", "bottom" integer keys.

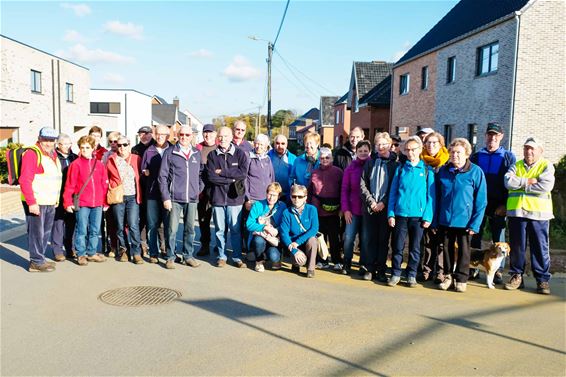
[{"left": 421, "top": 146, "right": 449, "bottom": 168}]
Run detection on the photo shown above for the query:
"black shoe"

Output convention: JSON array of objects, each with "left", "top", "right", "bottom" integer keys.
[
  {"left": 341, "top": 265, "right": 351, "bottom": 275},
  {"left": 291, "top": 265, "right": 300, "bottom": 274},
  {"left": 375, "top": 271, "right": 388, "bottom": 283},
  {"left": 196, "top": 244, "right": 210, "bottom": 257}
]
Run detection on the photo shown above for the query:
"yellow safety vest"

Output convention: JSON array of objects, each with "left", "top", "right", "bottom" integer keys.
[
  {"left": 21, "top": 146, "right": 63, "bottom": 206},
  {"left": 507, "top": 158, "right": 553, "bottom": 219}
]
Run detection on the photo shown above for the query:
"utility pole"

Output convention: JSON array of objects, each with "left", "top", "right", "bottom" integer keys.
[{"left": 267, "top": 41, "right": 273, "bottom": 139}]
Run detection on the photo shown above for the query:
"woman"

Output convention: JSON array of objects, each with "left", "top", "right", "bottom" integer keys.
[
  {"left": 434, "top": 138, "right": 487, "bottom": 292},
  {"left": 360, "top": 132, "right": 398, "bottom": 282},
  {"left": 309, "top": 147, "right": 343, "bottom": 270},
  {"left": 340, "top": 140, "right": 371, "bottom": 274},
  {"left": 387, "top": 136, "right": 435, "bottom": 287},
  {"left": 107, "top": 136, "right": 143, "bottom": 264},
  {"left": 290, "top": 132, "right": 320, "bottom": 187},
  {"left": 246, "top": 182, "right": 287, "bottom": 272},
  {"left": 279, "top": 185, "right": 319, "bottom": 278},
  {"left": 420, "top": 132, "right": 450, "bottom": 282},
  {"left": 63, "top": 135, "right": 108, "bottom": 266}
]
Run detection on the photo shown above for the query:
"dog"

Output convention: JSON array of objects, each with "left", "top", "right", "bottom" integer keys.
[{"left": 469, "top": 242, "right": 511, "bottom": 289}]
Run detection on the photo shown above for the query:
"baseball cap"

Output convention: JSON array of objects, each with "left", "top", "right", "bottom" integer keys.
[
  {"left": 523, "top": 137, "right": 543, "bottom": 149},
  {"left": 38, "top": 127, "right": 59, "bottom": 140},
  {"left": 137, "top": 126, "right": 152, "bottom": 133},
  {"left": 486, "top": 122, "right": 503, "bottom": 134},
  {"left": 416, "top": 127, "right": 434, "bottom": 135},
  {"left": 202, "top": 124, "right": 215, "bottom": 133}
]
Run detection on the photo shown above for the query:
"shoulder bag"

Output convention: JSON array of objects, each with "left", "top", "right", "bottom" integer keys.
[
  {"left": 292, "top": 209, "right": 329, "bottom": 260},
  {"left": 72, "top": 160, "right": 97, "bottom": 212}
]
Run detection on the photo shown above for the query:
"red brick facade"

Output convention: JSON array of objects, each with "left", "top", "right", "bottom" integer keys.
[{"left": 350, "top": 106, "right": 389, "bottom": 141}]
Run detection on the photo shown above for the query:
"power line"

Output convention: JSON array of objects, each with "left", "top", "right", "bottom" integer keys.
[
  {"left": 274, "top": 49, "right": 337, "bottom": 94},
  {"left": 272, "top": 63, "right": 319, "bottom": 101},
  {"left": 272, "top": 0, "right": 291, "bottom": 48}
]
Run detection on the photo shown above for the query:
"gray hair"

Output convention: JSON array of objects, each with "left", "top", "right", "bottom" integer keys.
[
  {"left": 57, "top": 133, "right": 71, "bottom": 143},
  {"left": 118, "top": 135, "right": 131, "bottom": 144},
  {"left": 319, "top": 147, "right": 332, "bottom": 159},
  {"left": 274, "top": 134, "right": 287, "bottom": 143},
  {"left": 403, "top": 135, "right": 423, "bottom": 150},
  {"left": 290, "top": 184, "right": 307, "bottom": 195},
  {"left": 254, "top": 133, "right": 270, "bottom": 145}
]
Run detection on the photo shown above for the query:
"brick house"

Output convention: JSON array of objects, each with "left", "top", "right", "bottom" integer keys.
[
  {"left": 332, "top": 93, "right": 350, "bottom": 148},
  {"left": 391, "top": 0, "right": 565, "bottom": 162},
  {"left": 288, "top": 107, "right": 319, "bottom": 145},
  {"left": 318, "top": 96, "right": 340, "bottom": 147}
]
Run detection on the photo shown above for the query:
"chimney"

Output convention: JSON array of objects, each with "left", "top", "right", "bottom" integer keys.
[{"left": 173, "top": 96, "right": 180, "bottom": 109}]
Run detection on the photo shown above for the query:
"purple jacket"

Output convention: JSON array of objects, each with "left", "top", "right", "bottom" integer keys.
[
  {"left": 246, "top": 152, "right": 275, "bottom": 201},
  {"left": 158, "top": 143, "right": 203, "bottom": 203},
  {"left": 205, "top": 144, "right": 250, "bottom": 206},
  {"left": 141, "top": 142, "right": 171, "bottom": 200},
  {"left": 341, "top": 157, "right": 366, "bottom": 216}
]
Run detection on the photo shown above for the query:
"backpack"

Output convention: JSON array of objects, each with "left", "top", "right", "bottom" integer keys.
[{"left": 5, "top": 146, "right": 41, "bottom": 185}]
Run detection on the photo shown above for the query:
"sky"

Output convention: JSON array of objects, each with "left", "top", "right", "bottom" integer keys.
[{"left": 1, "top": 0, "right": 458, "bottom": 123}]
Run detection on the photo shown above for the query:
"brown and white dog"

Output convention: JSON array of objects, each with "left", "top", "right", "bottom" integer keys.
[{"left": 469, "top": 242, "right": 511, "bottom": 289}]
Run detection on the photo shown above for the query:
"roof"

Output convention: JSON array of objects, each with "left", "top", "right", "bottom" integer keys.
[
  {"left": 91, "top": 88, "right": 152, "bottom": 97},
  {"left": 152, "top": 104, "right": 177, "bottom": 125},
  {"left": 153, "top": 95, "right": 168, "bottom": 104},
  {"left": 296, "top": 124, "right": 315, "bottom": 134},
  {"left": 289, "top": 107, "right": 319, "bottom": 128},
  {"left": 396, "top": 0, "right": 530, "bottom": 65},
  {"left": 352, "top": 61, "right": 394, "bottom": 98},
  {"left": 359, "top": 75, "right": 392, "bottom": 107},
  {"left": 320, "top": 96, "right": 340, "bottom": 125},
  {"left": 335, "top": 93, "right": 348, "bottom": 105}
]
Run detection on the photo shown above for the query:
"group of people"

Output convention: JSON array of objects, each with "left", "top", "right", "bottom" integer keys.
[{"left": 20, "top": 120, "right": 556, "bottom": 294}]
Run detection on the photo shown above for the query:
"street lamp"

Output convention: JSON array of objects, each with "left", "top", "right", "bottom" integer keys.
[{"left": 248, "top": 36, "right": 273, "bottom": 139}]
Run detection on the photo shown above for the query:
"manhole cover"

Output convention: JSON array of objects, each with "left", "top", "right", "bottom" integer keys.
[{"left": 99, "top": 286, "right": 181, "bottom": 307}]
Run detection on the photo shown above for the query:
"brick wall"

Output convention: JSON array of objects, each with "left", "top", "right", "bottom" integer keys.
[{"left": 350, "top": 106, "right": 389, "bottom": 141}]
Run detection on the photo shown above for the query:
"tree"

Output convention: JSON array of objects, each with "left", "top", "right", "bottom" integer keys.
[{"left": 272, "top": 109, "right": 297, "bottom": 129}]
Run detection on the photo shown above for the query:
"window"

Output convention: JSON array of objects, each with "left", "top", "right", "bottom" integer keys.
[
  {"left": 421, "top": 66, "right": 429, "bottom": 90},
  {"left": 477, "top": 42, "right": 499, "bottom": 75},
  {"left": 65, "top": 83, "right": 74, "bottom": 102},
  {"left": 90, "top": 102, "right": 121, "bottom": 114},
  {"left": 31, "top": 70, "right": 41, "bottom": 93},
  {"left": 447, "top": 56, "right": 456, "bottom": 83},
  {"left": 335, "top": 110, "right": 341, "bottom": 124},
  {"left": 399, "top": 73, "right": 410, "bottom": 95},
  {"left": 444, "top": 124, "right": 453, "bottom": 143},
  {"left": 468, "top": 123, "right": 478, "bottom": 152}
]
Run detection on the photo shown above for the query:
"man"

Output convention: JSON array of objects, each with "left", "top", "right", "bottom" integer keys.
[
  {"left": 141, "top": 125, "right": 171, "bottom": 263},
  {"left": 470, "top": 122, "right": 516, "bottom": 283},
  {"left": 132, "top": 126, "right": 155, "bottom": 157},
  {"left": 334, "top": 127, "right": 364, "bottom": 170},
  {"left": 88, "top": 126, "right": 107, "bottom": 161},
  {"left": 20, "top": 127, "right": 63, "bottom": 272},
  {"left": 158, "top": 126, "right": 203, "bottom": 269},
  {"left": 51, "top": 133, "right": 78, "bottom": 261},
  {"left": 268, "top": 134, "right": 296, "bottom": 202},
  {"left": 232, "top": 120, "right": 254, "bottom": 153},
  {"left": 206, "top": 126, "right": 250, "bottom": 268},
  {"left": 196, "top": 124, "right": 217, "bottom": 256},
  {"left": 416, "top": 127, "right": 435, "bottom": 143},
  {"left": 504, "top": 137, "right": 555, "bottom": 295}
]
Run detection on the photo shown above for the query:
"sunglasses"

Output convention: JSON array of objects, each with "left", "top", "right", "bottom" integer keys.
[
  {"left": 291, "top": 195, "right": 306, "bottom": 199},
  {"left": 234, "top": 128, "right": 246, "bottom": 132},
  {"left": 117, "top": 143, "right": 129, "bottom": 147},
  {"left": 179, "top": 133, "right": 192, "bottom": 137},
  {"left": 109, "top": 140, "right": 118, "bottom": 143}
]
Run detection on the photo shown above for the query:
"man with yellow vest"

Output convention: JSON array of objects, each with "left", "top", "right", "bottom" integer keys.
[
  {"left": 504, "top": 137, "right": 555, "bottom": 294},
  {"left": 20, "top": 127, "right": 63, "bottom": 272}
]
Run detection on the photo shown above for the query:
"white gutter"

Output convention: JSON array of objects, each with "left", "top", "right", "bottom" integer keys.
[{"left": 509, "top": 11, "right": 522, "bottom": 151}]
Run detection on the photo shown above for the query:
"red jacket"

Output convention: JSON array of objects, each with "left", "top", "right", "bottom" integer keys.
[
  {"left": 20, "top": 143, "right": 59, "bottom": 206},
  {"left": 63, "top": 156, "right": 108, "bottom": 208},
  {"left": 94, "top": 145, "right": 107, "bottom": 161},
  {"left": 106, "top": 153, "right": 142, "bottom": 204}
]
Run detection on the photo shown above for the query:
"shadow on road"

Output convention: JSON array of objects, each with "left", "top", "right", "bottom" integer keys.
[{"left": 0, "top": 235, "right": 29, "bottom": 270}]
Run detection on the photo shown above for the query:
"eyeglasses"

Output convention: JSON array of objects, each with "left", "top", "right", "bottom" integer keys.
[
  {"left": 117, "top": 143, "right": 129, "bottom": 147},
  {"left": 109, "top": 140, "right": 118, "bottom": 143},
  {"left": 291, "top": 195, "right": 306, "bottom": 199},
  {"left": 320, "top": 156, "right": 331, "bottom": 160},
  {"left": 157, "top": 133, "right": 170, "bottom": 136},
  {"left": 179, "top": 133, "right": 192, "bottom": 137},
  {"left": 234, "top": 128, "right": 246, "bottom": 132},
  {"left": 426, "top": 141, "right": 439, "bottom": 145}
]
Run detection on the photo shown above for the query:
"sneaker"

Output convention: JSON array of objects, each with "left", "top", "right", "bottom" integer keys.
[
  {"left": 454, "top": 282, "right": 467, "bottom": 293},
  {"left": 149, "top": 257, "right": 159, "bottom": 264},
  {"left": 407, "top": 276, "right": 418, "bottom": 288},
  {"left": 271, "top": 261, "right": 282, "bottom": 270},
  {"left": 494, "top": 271, "right": 503, "bottom": 285},
  {"left": 341, "top": 266, "right": 351, "bottom": 275},
  {"left": 87, "top": 254, "right": 107, "bottom": 263},
  {"left": 29, "top": 261, "right": 56, "bottom": 272},
  {"left": 358, "top": 266, "right": 368, "bottom": 277},
  {"left": 307, "top": 269, "right": 315, "bottom": 278},
  {"left": 254, "top": 262, "right": 265, "bottom": 272},
  {"left": 216, "top": 259, "right": 226, "bottom": 268},
  {"left": 234, "top": 260, "right": 246, "bottom": 269},
  {"left": 536, "top": 281, "right": 550, "bottom": 295},
  {"left": 363, "top": 271, "right": 372, "bottom": 281},
  {"left": 375, "top": 271, "right": 388, "bottom": 283},
  {"left": 77, "top": 256, "right": 88, "bottom": 266},
  {"left": 165, "top": 259, "right": 176, "bottom": 269},
  {"left": 333, "top": 263, "right": 343, "bottom": 271},
  {"left": 54, "top": 254, "right": 66, "bottom": 262},
  {"left": 504, "top": 274, "right": 524, "bottom": 290},
  {"left": 438, "top": 276, "right": 453, "bottom": 291},
  {"left": 184, "top": 258, "right": 200, "bottom": 268},
  {"left": 387, "top": 275, "right": 401, "bottom": 287},
  {"left": 133, "top": 255, "right": 144, "bottom": 265},
  {"left": 196, "top": 244, "right": 210, "bottom": 257}
]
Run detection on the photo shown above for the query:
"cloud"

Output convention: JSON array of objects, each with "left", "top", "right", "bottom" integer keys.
[
  {"left": 60, "top": 3, "right": 91, "bottom": 17},
  {"left": 63, "top": 30, "right": 87, "bottom": 43},
  {"left": 392, "top": 41, "right": 412, "bottom": 62},
  {"left": 103, "top": 20, "right": 144, "bottom": 40},
  {"left": 59, "top": 44, "right": 135, "bottom": 64},
  {"left": 102, "top": 73, "right": 125, "bottom": 84},
  {"left": 189, "top": 48, "right": 213, "bottom": 58},
  {"left": 223, "top": 55, "right": 261, "bottom": 82}
]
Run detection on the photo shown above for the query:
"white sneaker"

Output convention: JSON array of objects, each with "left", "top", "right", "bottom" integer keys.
[
  {"left": 254, "top": 262, "right": 265, "bottom": 272},
  {"left": 333, "top": 263, "right": 343, "bottom": 271}
]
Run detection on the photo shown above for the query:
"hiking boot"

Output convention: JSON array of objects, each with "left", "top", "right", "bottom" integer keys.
[
  {"left": 536, "top": 281, "right": 550, "bottom": 295},
  {"left": 77, "top": 256, "right": 88, "bottom": 266},
  {"left": 196, "top": 244, "right": 210, "bottom": 257},
  {"left": 504, "top": 274, "right": 524, "bottom": 290},
  {"left": 184, "top": 258, "right": 200, "bottom": 268},
  {"left": 54, "top": 254, "right": 66, "bottom": 262},
  {"left": 306, "top": 269, "right": 315, "bottom": 278},
  {"left": 454, "top": 282, "right": 467, "bottom": 293},
  {"left": 149, "top": 257, "right": 159, "bottom": 264},
  {"left": 494, "top": 270, "right": 503, "bottom": 285},
  {"left": 29, "top": 261, "right": 56, "bottom": 272},
  {"left": 87, "top": 254, "right": 106, "bottom": 263},
  {"left": 254, "top": 262, "right": 265, "bottom": 272},
  {"left": 271, "top": 261, "right": 282, "bottom": 270},
  {"left": 234, "top": 260, "right": 246, "bottom": 269},
  {"left": 117, "top": 247, "right": 128, "bottom": 262},
  {"left": 216, "top": 259, "right": 226, "bottom": 268},
  {"left": 438, "top": 275, "right": 453, "bottom": 291},
  {"left": 407, "top": 276, "right": 418, "bottom": 288},
  {"left": 387, "top": 275, "right": 401, "bottom": 287},
  {"left": 133, "top": 255, "right": 144, "bottom": 265},
  {"left": 165, "top": 259, "right": 176, "bottom": 269},
  {"left": 433, "top": 273, "right": 445, "bottom": 285},
  {"left": 107, "top": 249, "right": 116, "bottom": 258}
]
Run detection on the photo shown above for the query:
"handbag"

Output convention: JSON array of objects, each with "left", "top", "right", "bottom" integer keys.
[
  {"left": 72, "top": 160, "right": 97, "bottom": 212},
  {"left": 292, "top": 209, "right": 328, "bottom": 260},
  {"left": 107, "top": 184, "right": 124, "bottom": 205},
  {"left": 254, "top": 205, "right": 280, "bottom": 246}
]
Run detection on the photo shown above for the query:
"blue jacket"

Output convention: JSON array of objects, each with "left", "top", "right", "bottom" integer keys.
[
  {"left": 279, "top": 204, "right": 319, "bottom": 251},
  {"left": 245, "top": 199, "right": 287, "bottom": 247},
  {"left": 268, "top": 149, "right": 296, "bottom": 198},
  {"left": 205, "top": 144, "right": 250, "bottom": 206},
  {"left": 141, "top": 142, "right": 171, "bottom": 200},
  {"left": 290, "top": 152, "right": 320, "bottom": 187},
  {"left": 246, "top": 152, "right": 275, "bottom": 201},
  {"left": 387, "top": 160, "right": 435, "bottom": 223},
  {"left": 434, "top": 160, "right": 487, "bottom": 233},
  {"left": 158, "top": 144, "right": 203, "bottom": 203},
  {"left": 470, "top": 146, "right": 516, "bottom": 206}
]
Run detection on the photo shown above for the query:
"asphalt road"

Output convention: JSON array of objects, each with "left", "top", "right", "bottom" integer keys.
[{"left": 1, "top": 231, "right": 565, "bottom": 376}]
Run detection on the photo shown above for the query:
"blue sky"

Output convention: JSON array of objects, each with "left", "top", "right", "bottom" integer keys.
[{"left": 1, "top": 1, "right": 457, "bottom": 123}]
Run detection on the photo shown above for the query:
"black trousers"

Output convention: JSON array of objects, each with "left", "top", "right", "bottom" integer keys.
[
  {"left": 319, "top": 215, "right": 341, "bottom": 264},
  {"left": 438, "top": 227, "right": 471, "bottom": 283}
]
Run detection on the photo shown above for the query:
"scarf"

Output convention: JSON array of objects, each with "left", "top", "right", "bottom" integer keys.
[{"left": 421, "top": 147, "right": 449, "bottom": 168}]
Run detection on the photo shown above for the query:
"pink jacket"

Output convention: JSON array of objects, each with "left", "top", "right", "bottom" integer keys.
[
  {"left": 63, "top": 156, "right": 108, "bottom": 208},
  {"left": 309, "top": 165, "right": 343, "bottom": 217},
  {"left": 341, "top": 158, "right": 366, "bottom": 217}
]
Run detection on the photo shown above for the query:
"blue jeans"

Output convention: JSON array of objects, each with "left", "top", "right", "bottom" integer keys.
[
  {"left": 343, "top": 215, "right": 362, "bottom": 266},
  {"left": 251, "top": 235, "right": 281, "bottom": 263},
  {"left": 147, "top": 199, "right": 169, "bottom": 257},
  {"left": 212, "top": 205, "right": 243, "bottom": 263},
  {"left": 508, "top": 217, "right": 551, "bottom": 283},
  {"left": 168, "top": 202, "right": 197, "bottom": 261},
  {"left": 74, "top": 206, "right": 102, "bottom": 257},
  {"left": 391, "top": 217, "right": 424, "bottom": 278},
  {"left": 112, "top": 195, "right": 141, "bottom": 255}
]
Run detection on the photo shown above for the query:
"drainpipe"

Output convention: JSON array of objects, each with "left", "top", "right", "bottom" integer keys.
[
  {"left": 57, "top": 60, "right": 62, "bottom": 133},
  {"left": 124, "top": 92, "right": 128, "bottom": 136},
  {"left": 508, "top": 12, "right": 521, "bottom": 151}
]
